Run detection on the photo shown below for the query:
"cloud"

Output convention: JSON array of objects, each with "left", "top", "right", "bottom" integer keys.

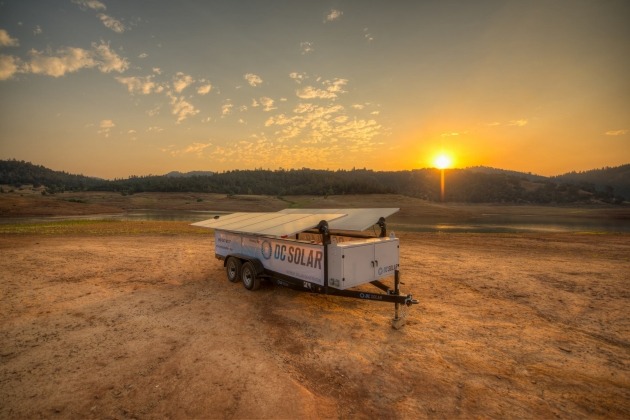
[
  {"left": 72, "top": 0, "right": 106, "bottom": 11},
  {"left": 244, "top": 73, "right": 262, "bottom": 87},
  {"left": 221, "top": 102, "right": 233, "bottom": 117},
  {"left": 0, "top": 55, "right": 20, "bottom": 80},
  {"left": 325, "top": 78, "right": 347, "bottom": 93},
  {"left": 289, "top": 72, "right": 307, "bottom": 83},
  {"left": 183, "top": 142, "right": 212, "bottom": 155},
  {"left": 138, "top": 52, "right": 148, "bottom": 59},
  {"left": 0, "top": 29, "right": 19, "bottom": 47},
  {"left": 98, "top": 13, "right": 126, "bottom": 33},
  {"left": 98, "top": 119, "right": 115, "bottom": 137},
  {"left": 17, "top": 42, "right": 127, "bottom": 78},
  {"left": 92, "top": 41, "right": 129, "bottom": 73},
  {"left": 173, "top": 72, "right": 194, "bottom": 93},
  {"left": 324, "top": 9, "right": 343, "bottom": 23},
  {"left": 161, "top": 142, "right": 213, "bottom": 157},
  {"left": 26, "top": 47, "right": 97, "bottom": 77},
  {"left": 258, "top": 97, "right": 276, "bottom": 111},
  {"left": 363, "top": 28, "right": 374, "bottom": 42},
  {"left": 73, "top": 1, "right": 127, "bottom": 34},
  {"left": 197, "top": 83, "right": 212, "bottom": 95},
  {"left": 487, "top": 121, "right": 501, "bottom": 126},
  {"left": 508, "top": 119, "right": 528, "bottom": 127},
  {"left": 167, "top": 93, "right": 199, "bottom": 123},
  {"left": 296, "top": 86, "right": 337, "bottom": 100},
  {"left": 116, "top": 75, "right": 164, "bottom": 94},
  {"left": 296, "top": 78, "right": 347, "bottom": 100},
  {"left": 605, "top": 129, "right": 627, "bottom": 136},
  {"left": 300, "top": 41, "right": 314, "bottom": 55},
  {"left": 33, "top": 26, "right": 42, "bottom": 36}
]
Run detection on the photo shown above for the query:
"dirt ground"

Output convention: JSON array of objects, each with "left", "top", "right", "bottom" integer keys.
[{"left": 1, "top": 229, "right": 629, "bottom": 418}]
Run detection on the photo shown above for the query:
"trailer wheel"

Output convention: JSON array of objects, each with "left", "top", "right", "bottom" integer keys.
[
  {"left": 241, "top": 261, "right": 261, "bottom": 291},
  {"left": 225, "top": 257, "right": 242, "bottom": 283}
]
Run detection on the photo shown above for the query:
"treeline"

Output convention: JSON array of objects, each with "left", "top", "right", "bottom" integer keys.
[
  {"left": 1, "top": 159, "right": 628, "bottom": 204},
  {"left": 0, "top": 159, "right": 103, "bottom": 192},
  {"left": 552, "top": 164, "right": 630, "bottom": 200}
]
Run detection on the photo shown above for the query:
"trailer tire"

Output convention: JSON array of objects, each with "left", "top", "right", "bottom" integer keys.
[
  {"left": 225, "top": 257, "right": 242, "bottom": 283},
  {"left": 241, "top": 261, "right": 261, "bottom": 291}
]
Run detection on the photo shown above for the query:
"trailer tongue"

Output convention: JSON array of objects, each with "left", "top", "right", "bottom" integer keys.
[{"left": 192, "top": 208, "right": 418, "bottom": 328}]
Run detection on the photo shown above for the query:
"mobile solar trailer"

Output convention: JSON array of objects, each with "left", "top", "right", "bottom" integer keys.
[{"left": 192, "top": 208, "right": 418, "bottom": 327}]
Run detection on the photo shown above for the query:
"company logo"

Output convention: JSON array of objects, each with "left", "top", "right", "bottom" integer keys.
[
  {"left": 378, "top": 264, "right": 398, "bottom": 276},
  {"left": 261, "top": 241, "right": 272, "bottom": 259}
]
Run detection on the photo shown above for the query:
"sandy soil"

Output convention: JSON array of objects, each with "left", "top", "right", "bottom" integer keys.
[{"left": 1, "top": 230, "right": 629, "bottom": 418}]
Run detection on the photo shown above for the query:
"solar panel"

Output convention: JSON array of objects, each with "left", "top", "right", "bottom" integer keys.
[
  {"left": 192, "top": 212, "right": 347, "bottom": 236},
  {"left": 279, "top": 208, "right": 399, "bottom": 231}
]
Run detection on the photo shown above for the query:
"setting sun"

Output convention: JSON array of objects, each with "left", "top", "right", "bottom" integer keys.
[{"left": 434, "top": 154, "right": 453, "bottom": 169}]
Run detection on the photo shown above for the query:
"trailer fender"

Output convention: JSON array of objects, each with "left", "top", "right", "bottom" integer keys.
[{"left": 225, "top": 254, "right": 265, "bottom": 276}]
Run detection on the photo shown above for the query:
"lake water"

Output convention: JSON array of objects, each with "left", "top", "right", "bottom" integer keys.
[{"left": 2, "top": 210, "right": 629, "bottom": 233}]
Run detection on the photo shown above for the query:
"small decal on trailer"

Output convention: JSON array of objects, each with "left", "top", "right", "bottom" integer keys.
[
  {"left": 359, "top": 293, "right": 384, "bottom": 301},
  {"left": 378, "top": 264, "right": 399, "bottom": 276},
  {"left": 261, "top": 240, "right": 272, "bottom": 259}
]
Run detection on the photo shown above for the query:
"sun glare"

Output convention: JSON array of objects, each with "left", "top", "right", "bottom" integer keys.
[{"left": 434, "top": 154, "right": 452, "bottom": 169}]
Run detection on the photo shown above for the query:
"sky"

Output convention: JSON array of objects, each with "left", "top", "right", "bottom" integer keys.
[{"left": 0, "top": 0, "right": 628, "bottom": 179}]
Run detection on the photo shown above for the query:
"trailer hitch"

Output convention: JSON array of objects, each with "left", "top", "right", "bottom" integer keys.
[{"left": 405, "top": 296, "right": 419, "bottom": 306}]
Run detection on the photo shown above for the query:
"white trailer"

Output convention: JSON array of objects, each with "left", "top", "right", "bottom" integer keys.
[{"left": 192, "top": 208, "right": 418, "bottom": 327}]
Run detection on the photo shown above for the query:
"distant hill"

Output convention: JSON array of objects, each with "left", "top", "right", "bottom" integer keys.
[
  {"left": 164, "top": 170, "right": 215, "bottom": 178},
  {"left": 466, "top": 166, "right": 547, "bottom": 182},
  {"left": 1, "top": 159, "right": 628, "bottom": 203},
  {"left": 552, "top": 164, "right": 630, "bottom": 200},
  {"left": 0, "top": 159, "right": 104, "bottom": 193}
]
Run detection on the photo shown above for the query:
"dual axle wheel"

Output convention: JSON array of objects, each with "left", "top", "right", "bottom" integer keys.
[{"left": 225, "top": 257, "right": 260, "bottom": 291}]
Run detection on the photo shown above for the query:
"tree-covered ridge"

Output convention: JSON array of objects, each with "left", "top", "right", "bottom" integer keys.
[
  {"left": 0, "top": 159, "right": 104, "bottom": 192},
  {"left": 1, "top": 159, "right": 628, "bottom": 204}
]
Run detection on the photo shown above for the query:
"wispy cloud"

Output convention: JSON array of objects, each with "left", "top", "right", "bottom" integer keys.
[
  {"left": 605, "top": 129, "right": 627, "bottom": 136},
  {"left": 173, "top": 72, "right": 194, "bottom": 93},
  {"left": 221, "top": 101, "right": 233, "bottom": 117},
  {"left": 71, "top": 0, "right": 106, "bottom": 11},
  {"left": 0, "top": 55, "right": 19, "bottom": 80},
  {"left": 363, "top": 28, "right": 374, "bottom": 42},
  {"left": 73, "top": 0, "right": 127, "bottom": 33},
  {"left": 98, "top": 14, "right": 126, "bottom": 33},
  {"left": 324, "top": 9, "right": 343, "bottom": 23},
  {"left": 116, "top": 75, "right": 164, "bottom": 94},
  {"left": 33, "top": 26, "right": 42, "bottom": 36},
  {"left": 6, "top": 41, "right": 128, "bottom": 78},
  {"left": 508, "top": 119, "right": 528, "bottom": 127},
  {"left": 26, "top": 47, "right": 96, "bottom": 77},
  {"left": 0, "top": 29, "right": 19, "bottom": 47},
  {"left": 289, "top": 72, "right": 307, "bottom": 83},
  {"left": 261, "top": 97, "right": 275, "bottom": 112},
  {"left": 300, "top": 41, "right": 314, "bottom": 55},
  {"left": 98, "top": 119, "right": 115, "bottom": 137},
  {"left": 162, "top": 142, "right": 213, "bottom": 157},
  {"left": 197, "top": 81, "right": 212, "bottom": 95},
  {"left": 167, "top": 93, "right": 199, "bottom": 123},
  {"left": 92, "top": 41, "right": 129, "bottom": 73},
  {"left": 244, "top": 73, "right": 262, "bottom": 87},
  {"left": 296, "top": 78, "right": 347, "bottom": 100}
]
